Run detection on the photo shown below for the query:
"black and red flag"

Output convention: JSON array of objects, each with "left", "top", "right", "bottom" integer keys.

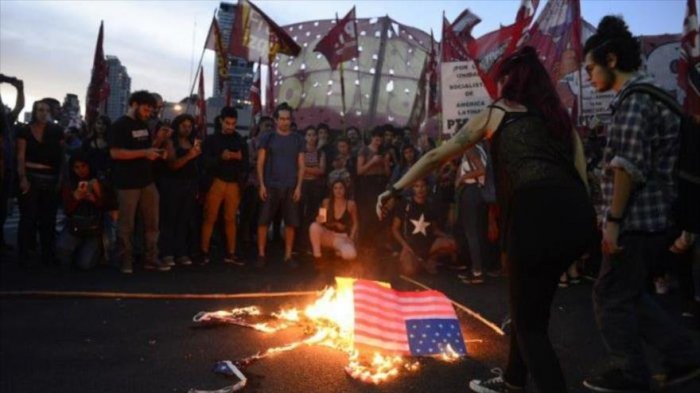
[
  {"left": 427, "top": 30, "right": 441, "bottom": 117},
  {"left": 313, "top": 7, "right": 359, "bottom": 70},
  {"left": 85, "top": 21, "right": 110, "bottom": 130},
  {"left": 679, "top": 0, "right": 700, "bottom": 115},
  {"left": 228, "top": 0, "right": 301, "bottom": 64}
]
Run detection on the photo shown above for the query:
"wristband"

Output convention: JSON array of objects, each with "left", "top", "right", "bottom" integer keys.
[
  {"left": 387, "top": 185, "right": 402, "bottom": 198},
  {"left": 606, "top": 212, "right": 623, "bottom": 224}
]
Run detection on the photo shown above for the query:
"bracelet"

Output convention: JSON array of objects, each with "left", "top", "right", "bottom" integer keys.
[
  {"left": 387, "top": 185, "right": 402, "bottom": 198},
  {"left": 606, "top": 212, "right": 623, "bottom": 224}
]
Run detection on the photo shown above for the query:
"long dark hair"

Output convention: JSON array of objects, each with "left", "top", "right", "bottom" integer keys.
[
  {"left": 328, "top": 178, "right": 348, "bottom": 210},
  {"left": 88, "top": 115, "right": 112, "bottom": 144},
  {"left": 170, "top": 113, "right": 196, "bottom": 148},
  {"left": 496, "top": 46, "right": 573, "bottom": 143}
]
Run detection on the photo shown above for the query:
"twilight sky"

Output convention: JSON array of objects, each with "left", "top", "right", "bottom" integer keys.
[{"left": 0, "top": 0, "right": 690, "bottom": 118}]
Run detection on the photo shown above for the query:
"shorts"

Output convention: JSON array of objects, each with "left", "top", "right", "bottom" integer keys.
[{"left": 258, "top": 187, "right": 300, "bottom": 227}]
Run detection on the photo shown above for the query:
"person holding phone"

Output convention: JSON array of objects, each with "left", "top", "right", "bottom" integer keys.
[
  {"left": 309, "top": 179, "right": 358, "bottom": 269},
  {"left": 108, "top": 91, "right": 170, "bottom": 274},
  {"left": 57, "top": 152, "right": 104, "bottom": 269}
]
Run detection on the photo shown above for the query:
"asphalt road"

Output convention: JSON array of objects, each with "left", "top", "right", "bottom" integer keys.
[{"left": 1, "top": 224, "right": 699, "bottom": 392}]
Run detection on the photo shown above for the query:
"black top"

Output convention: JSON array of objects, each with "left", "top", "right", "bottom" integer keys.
[
  {"left": 325, "top": 201, "right": 352, "bottom": 235},
  {"left": 202, "top": 131, "right": 249, "bottom": 185},
  {"left": 107, "top": 116, "right": 154, "bottom": 189},
  {"left": 166, "top": 145, "right": 199, "bottom": 180},
  {"left": 397, "top": 198, "right": 437, "bottom": 258},
  {"left": 17, "top": 123, "right": 64, "bottom": 173},
  {"left": 82, "top": 139, "right": 113, "bottom": 181},
  {"left": 489, "top": 105, "right": 584, "bottom": 222}
]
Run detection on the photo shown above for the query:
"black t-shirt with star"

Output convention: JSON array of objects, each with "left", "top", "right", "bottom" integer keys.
[
  {"left": 108, "top": 116, "right": 154, "bottom": 189},
  {"left": 396, "top": 198, "right": 437, "bottom": 258}
]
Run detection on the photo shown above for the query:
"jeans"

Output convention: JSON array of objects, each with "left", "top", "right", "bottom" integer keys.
[
  {"left": 56, "top": 229, "right": 101, "bottom": 269},
  {"left": 457, "top": 184, "right": 487, "bottom": 274},
  {"left": 594, "top": 232, "right": 699, "bottom": 378},
  {"left": 116, "top": 184, "right": 159, "bottom": 265},
  {"left": 158, "top": 177, "right": 197, "bottom": 258}
]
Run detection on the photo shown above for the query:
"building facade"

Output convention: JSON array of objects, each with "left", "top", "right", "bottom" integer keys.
[
  {"left": 214, "top": 2, "right": 254, "bottom": 103},
  {"left": 105, "top": 55, "right": 131, "bottom": 121}
]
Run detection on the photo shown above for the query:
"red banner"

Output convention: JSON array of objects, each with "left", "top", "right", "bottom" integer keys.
[
  {"left": 314, "top": 7, "right": 359, "bottom": 70},
  {"left": 249, "top": 59, "right": 262, "bottom": 116},
  {"left": 229, "top": 0, "right": 301, "bottom": 64},
  {"left": 523, "top": 0, "right": 582, "bottom": 82},
  {"left": 85, "top": 21, "right": 109, "bottom": 129},
  {"left": 428, "top": 30, "right": 440, "bottom": 117},
  {"left": 205, "top": 17, "right": 229, "bottom": 90}
]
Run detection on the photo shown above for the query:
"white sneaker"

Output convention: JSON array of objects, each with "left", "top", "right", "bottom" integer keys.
[{"left": 469, "top": 369, "right": 524, "bottom": 393}]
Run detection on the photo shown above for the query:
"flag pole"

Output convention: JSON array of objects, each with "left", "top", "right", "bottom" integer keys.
[
  {"left": 185, "top": 8, "right": 218, "bottom": 115},
  {"left": 337, "top": 13, "right": 348, "bottom": 128},
  {"left": 353, "top": 8, "right": 364, "bottom": 132}
]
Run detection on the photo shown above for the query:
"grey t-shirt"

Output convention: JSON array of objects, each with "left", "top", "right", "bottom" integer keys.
[{"left": 258, "top": 131, "right": 306, "bottom": 188}]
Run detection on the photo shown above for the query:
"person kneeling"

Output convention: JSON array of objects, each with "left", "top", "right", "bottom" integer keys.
[
  {"left": 392, "top": 178, "right": 457, "bottom": 276},
  {"left": 309, "top": 180, "right": 358, "bottom": 269},
  {"left": 57, "top": 153, "right": 105, "bottom": 270}
]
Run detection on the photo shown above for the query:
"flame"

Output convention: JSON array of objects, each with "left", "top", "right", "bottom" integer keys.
[{"left": 208, "top": 277, "right": 463, "bottom": 385}]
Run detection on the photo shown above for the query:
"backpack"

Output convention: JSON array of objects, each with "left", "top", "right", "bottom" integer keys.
[{"left": 618, "top": 83, "right": 700, "bottom": 232}]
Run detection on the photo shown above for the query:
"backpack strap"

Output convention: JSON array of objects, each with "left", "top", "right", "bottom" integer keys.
[{"left": 619, "top": 83, "right": 683, "bottom": 117}]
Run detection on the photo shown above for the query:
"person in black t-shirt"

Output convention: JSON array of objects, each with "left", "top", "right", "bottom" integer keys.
[
  {"left": 16, "top": 100, "right": 64, "bottom": 266},
  {"left": 391, "top": 178, "right": 457, "bottom": 276},
  {"left": 108, "top": 91, "right": 170, "bottom": 274}
]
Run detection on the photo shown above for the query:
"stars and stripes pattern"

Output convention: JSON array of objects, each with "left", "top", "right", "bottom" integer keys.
[{"left": 353, "top": 279, "right": 467, "bottom": 356}]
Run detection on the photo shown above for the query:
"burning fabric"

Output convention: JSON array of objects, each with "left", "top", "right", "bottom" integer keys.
[{"left": 189, "top": 278, "right": 468, "bottom": 391}]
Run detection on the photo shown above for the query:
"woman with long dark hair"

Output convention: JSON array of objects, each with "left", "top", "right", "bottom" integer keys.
[
  {"left": 16, "top": 100, "right": 65, "bottom": 266},
  {"left": 309, "top": 179, "right": 358, "bottom": 269},
  {"left": 377, "top": 46, "right": 596, "bottom": 393},
  {"left": 159, "top": 113, "right": 201, "bottom": 266}
]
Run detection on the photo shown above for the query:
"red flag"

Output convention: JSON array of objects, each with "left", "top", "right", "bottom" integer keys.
[
  {"left": 428, "top": 30, "right": 441, "bottom": 117},
  {"left": 523, "top": 0, "right": 583, "bottom": 82},
  {"left": 465, "top": 0, "right": 540, "bottom": 98},
  {"left": 313, "top": 7, "right": 359, "bottom": 70},
  {"left": 229, "top": 0, "right": 301, "bottom": 64},
  {"left": 86, "top": 21, "right": 110, "bottom": 129},
  {"left": 442, "top": 16, "right": 471, "bottom": 62},
  {"left": 197, "top": 67, "right": 207, "bottom": 137},
  {"left": 249, "top": 59, "right": 262, "bottom": 116},
  {"left": 266, "top": 62, "right": 274, "bottom": 115},
  {"left": 679, "top": 0, "right": 700, "bottom": 115},
  {"left": 205, "top": 17, "right": 229, "bottom": 91}
]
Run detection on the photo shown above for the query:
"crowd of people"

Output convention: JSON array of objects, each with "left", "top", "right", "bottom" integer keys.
[{"left": 1, "top": 14, "right": 699, "bottom": 393}]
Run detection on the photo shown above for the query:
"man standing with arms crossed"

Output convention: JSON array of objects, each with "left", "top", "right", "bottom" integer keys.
[{"left": 256, "top": 103, "right": 305, "bottom": 269}]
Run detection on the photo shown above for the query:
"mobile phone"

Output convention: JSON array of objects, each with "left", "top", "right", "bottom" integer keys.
[{"left": 79, "top": 181, "right": 88, "bottom": 191}]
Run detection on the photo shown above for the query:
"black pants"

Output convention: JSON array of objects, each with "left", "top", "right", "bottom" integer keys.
[
  {"left": 17, "top": 173, "right": 59, "bottom": 264},
  {"left": 357, "top": 175, "right": 387, "bottom": 247},
  {"left": 503, "top": 185, "right": 596, "bottom": 392},
  {"left": 158, "top": 177, "right": 197, "bottom": 258}
]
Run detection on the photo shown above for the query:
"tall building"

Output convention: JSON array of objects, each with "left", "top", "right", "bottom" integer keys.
[
  {"left": 214, "top": 2, "right": 254, "bottom": 102},
  {"left": 61, "top": 93, "right": 82, "bottom": 128},
  {"left": 105, "top": 55, "right": 131, "bottom": 120}
]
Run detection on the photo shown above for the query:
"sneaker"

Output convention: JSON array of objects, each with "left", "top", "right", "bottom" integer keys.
[
  {"left": 161, "top": 256, "right": 175, "bottom": 267},
  {"left": 199, "top": 252, "right": 210, "bottom": 266},
  {"left": 254, "top": 254, "right": 266, "bottom": 268},
  {"left": 283, "top": 257, "right": 299, "bottom": 270},
  {"left": 120, "top": 260, "right": 133, "bottom": 274},
  {"left": 583, "top": 368, "right": 649, "bottom": 392},
  {"left": 144, "top": 260, "right": 171, "bottom": 272},
  {"left": 462, "top": 275, "right": 484, "bottom": 285},
  {"left": 657, "top": 364, "right": 700, "bottom": 388},
  {"left": 469, "top": 370, "right": 524, "bottom": 393},
  {"left": 224, "top": 253, "right": 245, "bottom": 266},
  {"left": 175, "top": 256, "right": 192, "bottom": 266}
]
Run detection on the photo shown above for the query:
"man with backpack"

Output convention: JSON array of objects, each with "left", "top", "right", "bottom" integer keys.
[{"left": 582, "top": 16, "right": 700, "bottom": 392}]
